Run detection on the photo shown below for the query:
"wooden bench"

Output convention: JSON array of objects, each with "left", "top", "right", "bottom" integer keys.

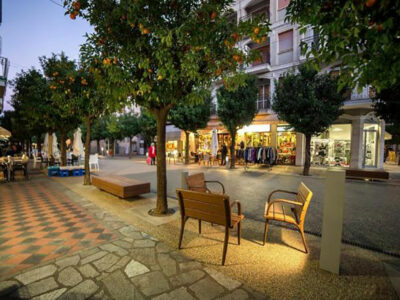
[
  {"left": 92, "top": 175, "right": 150, "bottom": 198},
  {"left": 176, "top": 189, "right": 244, "bottom": 265},
  {"left": 346, "top": 169, "right": 389, "bottom": 180}
]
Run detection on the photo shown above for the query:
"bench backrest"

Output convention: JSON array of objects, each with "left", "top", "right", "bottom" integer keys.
[
  {"left": 185, "top": 173, "right": 207, "bottom": 193},
  {"left": 176, "top": 189, "right": 231, "bottom": 226},
  {"left": 295, "top": 182, "right": 313, "bottom": 226}
]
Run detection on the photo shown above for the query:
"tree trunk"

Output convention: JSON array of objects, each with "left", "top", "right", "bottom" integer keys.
[
  {"left": 185, "top": 131, "right": 190, "bottom": 165},
  {"left": 48, "top": 130, "right": 53, "bottom": 157},
  {"left": 60, "top": 131, "right": 67, "bottom": 166},
  {"left": 303, "top": 134, "right": 311, "bottom": 176},
  {"left": 230, "top": 130, "right": 236, "bottom": 168},
  {"left": 84, "top": 117, "right": 91, "bottom": 185},
  {"left": 154, "top": 108, "right": 169, "bottom": 214},
  {"left": 129, "top": 137, "right": 133, "bottom": 159},
  {"left": 37, "top": 133, "right": 42, "bottom": 157},
  {"left": 29, "top": 138, "right": 33, "bottom": 158},
  {"left": 97, "top": 140, "right": 100, "bottom": 154}
]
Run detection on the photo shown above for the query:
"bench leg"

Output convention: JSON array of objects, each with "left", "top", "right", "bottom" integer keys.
[
  {"left": 178, "top": 217, "right": 188, "bottom": 249},
  {"left": 263, "top": 219, "right": 269, "bottom": 246},
  {"left": 299, "top": 227, "right": 308, "bottom": 254},
  {"left": 222, "top": 226, "right": 230, "bottom": 266},
  {"left": 198, "top": 220, "right": 201, "bottom": 234}
]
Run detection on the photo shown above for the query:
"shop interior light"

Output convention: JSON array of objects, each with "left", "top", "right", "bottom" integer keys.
[{"left": 238, "top": 124, "right": 271, "bottom": 134}]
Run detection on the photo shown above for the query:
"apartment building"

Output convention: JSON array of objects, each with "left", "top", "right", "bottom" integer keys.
[
  {"left": 163, "top": 0, "right": 386, "bottom": 170},
  {"left": 0, "top": 0, "right": 10, "bottom": 114}
]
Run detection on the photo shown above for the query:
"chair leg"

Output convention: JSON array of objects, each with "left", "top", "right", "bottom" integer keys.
[
  {"left": 299, "top": 228, "right": 308, "bottom": 253},
  {"left": 222, "top": 226, "right": 230, "bottom": 266},
  {"left": 198, "top": 220, "right": 201, "bottom": 234},
  {"left": 237, "top": 222, "right": 241, "bottom": 245},
  {"left": 263, "top": 219, "right": 269, "bottom": 246},
  {"left": 178, "top": 217, "right": 187, "bottom": 249}
]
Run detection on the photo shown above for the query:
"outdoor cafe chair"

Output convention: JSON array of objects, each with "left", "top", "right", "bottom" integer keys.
[
  {"left": 89, "top": 154, "right": 100, "bottom": 171},
  {"left": 185, "top": 172, "right": 225, "bottom": 194},
  {"left": 263, "top": 182, "right": 313, "bottom": 253}
]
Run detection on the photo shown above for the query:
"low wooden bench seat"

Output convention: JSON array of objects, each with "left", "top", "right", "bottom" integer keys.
[
  {"left": 176, "top": 189, "right": 244, "bottom": 265},
  {"left": 92, "top": 175, "right": 150, "bottom": 198},
  {"left": 345, "top": 169, "right": 389, "bottom": 180}
]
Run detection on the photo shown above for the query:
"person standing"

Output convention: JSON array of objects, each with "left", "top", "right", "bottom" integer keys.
[
  {"left": 221, "top": 143, "right": 227, "bottom": 166},
  {"left": 149, "top": 143, "right": 156, "bottom": 165}
]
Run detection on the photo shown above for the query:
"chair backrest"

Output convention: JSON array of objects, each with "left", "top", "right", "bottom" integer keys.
[
  {"left": 185, "top": 173, "right": 207, "bottom": 193},
  {"left": 89, "top": 154, "right": 96, "bottom": 163},
  {"left": 295, "top": 182, "right": 313, "bottom": 225},
  {"left": 176, "top": 189, "right": 231, "bottom": 226}
]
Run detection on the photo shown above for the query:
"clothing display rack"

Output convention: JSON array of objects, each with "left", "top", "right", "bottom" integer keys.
[{"left": 243, "top": 146, "right": 278, "bottom": 170}]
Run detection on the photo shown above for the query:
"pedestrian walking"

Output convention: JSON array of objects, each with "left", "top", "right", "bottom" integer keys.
[
  {"left": 149, "top": 143, "right": 156, "bottom": 165},
  {"left": 221, "top": 143, "right": 227, "bottom": 166}
]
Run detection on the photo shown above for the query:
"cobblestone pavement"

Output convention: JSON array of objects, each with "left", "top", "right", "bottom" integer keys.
[{"left": 0, "top": 177, "right": 267, "bottom": 299}]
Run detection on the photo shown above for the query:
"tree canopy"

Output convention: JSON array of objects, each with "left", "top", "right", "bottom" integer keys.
[
  {"left": 287, "top": 0, "right": 400, "bottom": 91},
  {"left": 64, "top": 0, "right": 270, "bottom": 214},
  {"left": 217, "top": 75, "right": 258, "bottom": 168},
  {"left": 272, "top": 64, "right": 344, "bottom": 175}
]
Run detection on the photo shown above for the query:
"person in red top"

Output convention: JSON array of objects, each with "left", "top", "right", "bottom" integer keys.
[{"left": 148, "top": 143, "right": 156, "bottom": 165}]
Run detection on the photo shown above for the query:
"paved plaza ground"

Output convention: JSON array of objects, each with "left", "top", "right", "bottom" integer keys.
[
  {"left": 102, "top": 157, "right": 400, "bottom": 257},
  {"left": 0, "top": 157, "right": 399, "bottom": 299}
]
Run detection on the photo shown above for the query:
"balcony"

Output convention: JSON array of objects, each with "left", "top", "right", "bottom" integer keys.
[{"left": 256, "top": 98, "right": 271, "bottom": 111}]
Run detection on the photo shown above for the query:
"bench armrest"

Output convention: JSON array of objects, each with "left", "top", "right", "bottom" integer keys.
[
  {"left": 265, "top": 198, "right": 303, "bottom": 216},
  {"left": 267, "top": 189, "right": 297, "bottom": 203},
  {"left": 205, "top": 180, "right": 225, "bottom": 194},
  {"left": 230, "top": 200, "right": 242, "bottom": 215}
]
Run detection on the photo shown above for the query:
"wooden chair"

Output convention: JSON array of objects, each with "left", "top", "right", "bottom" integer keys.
[
  {"left": 263, "top": 182, "right": 313, "bottom": 253},
  {"left": 185, "top": 172, "right": 225, "bottom": 194},
  {"left": 176, "top": 189, "right": 244, "bottom": 265}
]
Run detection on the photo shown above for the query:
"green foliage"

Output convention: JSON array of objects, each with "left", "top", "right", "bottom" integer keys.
[
  {"left": 272, "top": 64, "right": 344, "bottom": 175},
  {"left": 217, "top": 75, "right": 258, "bottom": 167},
  {"left": 373, "top": 84, "right": 400, "bottom": 125},
  {"left": 118, "top": 113, "right": 141, "bottom": 138},
  {"left": 9, "top": 68, "right": 52, "bottom": 141},
  {"left": 217, "top": 75, "right": 258, "bottom": 134},
  {"left": 287, "top": 0, "right": 400, "bottom": 91},
  {"left": 169, "top": 95, "right": 211, "bottom": 133},
  {"left": 138, "top": 111, "right": 157, "bottom": 147},
  {"left": 272, "top": 65, "right": 344, "bottom": 136}
]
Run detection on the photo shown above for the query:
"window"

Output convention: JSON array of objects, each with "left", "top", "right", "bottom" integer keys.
[
  {"left": 257, "top": 84, "right": 270, "bottom": 110},
  {"left": 278, "top": 0, "right": 290, "bottom": 10},
  {"left": 252, "top": 45, "right": 270, "bottom": 66},
  {"left": 278, "top": 30, "right": 293, "bottom": 53}
]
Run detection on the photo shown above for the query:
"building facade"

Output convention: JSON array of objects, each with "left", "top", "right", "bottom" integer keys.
[
  {"left": 166, "top": 0, "right": 386, "bottom": 170},
  {"left": 0, "top": 0, "right": 10, "bottom": 114}
]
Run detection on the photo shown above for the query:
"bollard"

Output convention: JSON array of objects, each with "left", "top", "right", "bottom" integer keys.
[
  {"left": 181, "top": 171, "right": 189, "bottom": 189},
  {"left": 319, "top": 168, "right": 346, "bottom": 274}
]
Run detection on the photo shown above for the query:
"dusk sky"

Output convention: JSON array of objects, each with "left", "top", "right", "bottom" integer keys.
[{"left": 1, "top": 0, "right": 93, "bottom": 111}]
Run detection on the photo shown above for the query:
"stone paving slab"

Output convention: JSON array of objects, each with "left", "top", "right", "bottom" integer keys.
[{"left": 0, "top": 177, "right": 267, "bottom": 299}]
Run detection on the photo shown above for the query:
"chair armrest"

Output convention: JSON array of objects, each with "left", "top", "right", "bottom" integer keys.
[
  {"left": 230, "top": 200, "right": 241, "bottom": 215},
  {"left": 205, "top": 180, "right": 225, "bottom": 194},
  {"left": 267, "top": 189, "right": 297, "bottom": 203},
  {"left": 265, "top": 198, "right": 303, "bottom": 216}
]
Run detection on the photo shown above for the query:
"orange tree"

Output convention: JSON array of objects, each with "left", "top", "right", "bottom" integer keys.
[
  {"left": 65, "top": 0, "right": 269, "bottom": 215},
  {"left": 40, "top": 53, "right": 82, "bottom": 166}
]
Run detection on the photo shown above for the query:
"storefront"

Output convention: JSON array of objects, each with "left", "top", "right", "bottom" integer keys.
[
  {"left": 276, "top": 125, "right": 296, "bottom": 165},
  {"left": 311, "top": 124, "right": 351, "bottom": 167}
]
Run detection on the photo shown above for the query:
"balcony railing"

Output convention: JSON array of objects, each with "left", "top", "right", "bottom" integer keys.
[{"left": 0, "top": 57, "right": 9, "bottom": 81}]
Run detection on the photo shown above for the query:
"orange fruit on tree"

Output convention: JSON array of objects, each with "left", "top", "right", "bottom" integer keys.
[
  {"left": 232, "top": 32, "right": 239, "bottom": 41},
  {"left": 143, "top": 28, "right": 150, "bottom": 34},
  {"left": 113, "top": 58, "right": 118, "bottom": 64},
  {"left": 216, "top": 68, "right": 222, "bottom": 76},
  {"left": 254, "top": 27, "right": 260, "bottom": 35},
  {"left": 365, "top": 0, "right": 377, "bottom": 7},
  {"left": 157, "top": 74, "right": 163, "bottom": 80},
  {"left": 210, "top": 11, "right": 217, "bottom": 20},
  {"left": 233, "top": 54, "right": 240, "bottom": 62},
  {"left": 148, "top": 68, "right": 153, "bottom": 73}
]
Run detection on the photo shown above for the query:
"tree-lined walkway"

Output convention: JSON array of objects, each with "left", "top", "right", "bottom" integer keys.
[{"left": 0, "top": 176, "right": 264, "bottom": 299}]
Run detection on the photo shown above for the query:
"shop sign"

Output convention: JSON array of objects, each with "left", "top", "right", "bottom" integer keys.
[
  {"left": 237, "top": 124, "right": 271, "bottom": 134},
  {"left": 277, "top": 125, "right": 294, "bottom": 132}
]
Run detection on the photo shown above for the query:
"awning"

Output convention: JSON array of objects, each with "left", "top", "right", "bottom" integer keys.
[{"left": 0, "top": 126, "right": 11, "bottom": 138}]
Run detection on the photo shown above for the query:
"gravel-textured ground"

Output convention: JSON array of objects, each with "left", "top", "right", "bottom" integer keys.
[{"left": 56, "top": 171, "right": 399, "bottom": 300}]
